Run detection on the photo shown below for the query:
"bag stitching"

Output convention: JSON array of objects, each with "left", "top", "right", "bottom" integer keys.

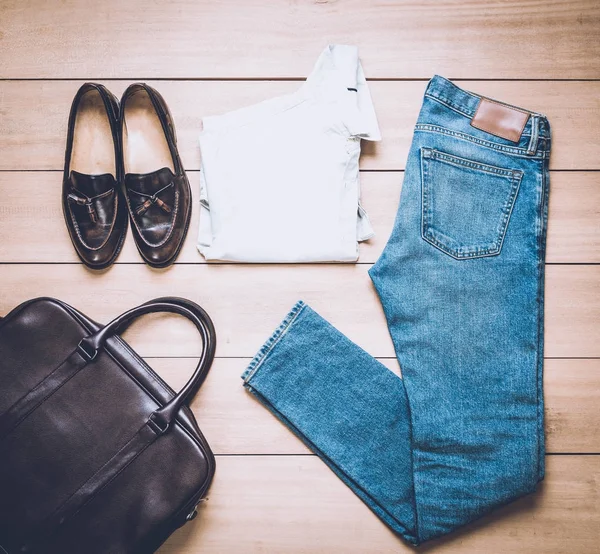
[{"left": 1, "top": 298, "right": 215, "bottom": 548}]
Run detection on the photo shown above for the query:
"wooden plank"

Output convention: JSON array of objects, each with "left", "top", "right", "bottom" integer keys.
[
  {"left": 546, "top": 172, "right": 600, "bottom": 263},
  {"left": 0, "top": 170, "right": 597, "bottom": 264},
  {"left": 544, "top": 359, "right": 600, "bottom": 453},
  {"left": 156, "top": 455, "right": 600, "bottom": 553},
  {"left": 153, "top": 357, "right": 600, "bottom": 455},
  {"left": 1, "top": 1, "right": 599, "bottom": 79},
  {"left": 0, "top": 264, "right": 596, "bottom": 358},
  {"left": 1, "top": 80, "right": 599, "bottom": 171}
]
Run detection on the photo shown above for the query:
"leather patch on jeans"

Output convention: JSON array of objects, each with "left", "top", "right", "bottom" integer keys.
[{"left": 470, "top": 98, "right": 530, "bottom": 143}]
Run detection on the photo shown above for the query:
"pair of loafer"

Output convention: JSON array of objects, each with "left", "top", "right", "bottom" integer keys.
[{"left": 62, "top": 83, "right": 191, "bottom": 269}]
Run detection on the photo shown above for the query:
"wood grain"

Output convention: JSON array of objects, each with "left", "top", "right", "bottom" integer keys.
[
  {"left": 1, "top": 80, "right": 599, "bottom": 171},
  {"left": 0, "top": 264, "right": 596, "bottom": 358},
  {"left": 156, "top": 455, "right": 600, "bottom": 553},
  {"left": 151, "top": 357, "right": 600, "bottom": 455},
  {"left": 1, "top": 171, "right": 598, "bottom": 264},
  {"left": 2, "top": 1, "right": 599, "bottom": 550},
  {"left": 1, "top": 1, "right": 599, "bottom": 79}
]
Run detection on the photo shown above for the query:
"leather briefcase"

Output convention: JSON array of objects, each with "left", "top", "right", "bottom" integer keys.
[{"left": 0, "top": 296, "right": 217, "bottom": 554}]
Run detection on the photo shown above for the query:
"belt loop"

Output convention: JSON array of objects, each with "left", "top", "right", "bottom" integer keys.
[{"left": 526, "top": 115, "right": 539, "bottom": 155}]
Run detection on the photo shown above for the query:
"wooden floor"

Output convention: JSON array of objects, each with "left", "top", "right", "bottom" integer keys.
[{"left": 1, "top": 1, "right": 599, "bottom": 552}]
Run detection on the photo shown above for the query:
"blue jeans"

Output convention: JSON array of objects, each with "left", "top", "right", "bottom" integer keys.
[{"left": 242, "top": 76, "right": 551, "bottom": 544}]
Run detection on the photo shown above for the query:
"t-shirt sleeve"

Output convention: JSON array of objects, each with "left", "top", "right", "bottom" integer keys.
[
  {"left": 305, "top": 45, "right": 382, "bottom": 141},
  {"left": 332, "top": 45, "right": 381, "bottom": 141},
  {"left": 343, "top": 56, "right": 382, "bottom": 141}
]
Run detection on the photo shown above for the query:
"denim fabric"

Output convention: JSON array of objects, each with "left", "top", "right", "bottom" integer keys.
[{"left": 242, "top": 76, "right": 551, "bottom": 545}]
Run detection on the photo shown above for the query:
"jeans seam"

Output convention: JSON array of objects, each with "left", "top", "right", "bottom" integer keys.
[
  {"left": 415, "top": 124, "right": 548, "bottom": 158},
  {"left": 424, "top": 148, "right": 522, "bottom": 176},
  {"left": 536, "top": 158, "right": 550, "bottom": 479},
  {"left": 527, "top": 114, "right": 540, "bottom": 155},
  {"left": 242, "top": 301, "right": 307, "bottom": 383},
  {"left": 424, "top": 93, "right": 473, "bottom": 119}
]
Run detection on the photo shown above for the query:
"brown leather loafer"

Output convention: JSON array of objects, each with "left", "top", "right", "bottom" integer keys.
[
  {"left": 120, "top": 83, "right": 192, "bottom": 268},
  {"left": 62, "top": 83, "right": 127, "bottom": 269}
]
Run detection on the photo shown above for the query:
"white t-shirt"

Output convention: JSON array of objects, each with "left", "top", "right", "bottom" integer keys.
[{"left": 197, "top": 45, "right": 381, "bottom": 262}]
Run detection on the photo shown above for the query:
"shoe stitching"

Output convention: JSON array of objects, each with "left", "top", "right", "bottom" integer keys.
[
  {"left": 68, "top": 193, "right": 118, "bottom": 251},
  {"left": 126, "top": 189, "right": 180, "bottom": 248}
]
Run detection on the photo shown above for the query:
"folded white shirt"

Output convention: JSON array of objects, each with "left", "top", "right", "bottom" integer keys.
[{"left": 197, "top": 44, "right": 381, "bottom": 262}]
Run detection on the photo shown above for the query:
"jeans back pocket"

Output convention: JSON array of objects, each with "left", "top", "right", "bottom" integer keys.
[{"left": 420, "top": 148, "right": 523, "bottom": 260}]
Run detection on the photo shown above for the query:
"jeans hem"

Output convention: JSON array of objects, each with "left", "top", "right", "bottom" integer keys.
[
  {"left": 241, "top": 300, "right": 307, "bottom": 383},
  {"left": 244, "top": 385, "right": 420, "bottom": 545}
]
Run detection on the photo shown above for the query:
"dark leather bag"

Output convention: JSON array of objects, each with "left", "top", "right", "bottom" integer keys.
[{"left": 0, "top": 297, "right": 217, "bottom": 554}]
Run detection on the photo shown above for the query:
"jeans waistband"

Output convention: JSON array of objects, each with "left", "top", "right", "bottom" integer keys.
[{"left": 424, "top": 76, "right": 551, "bottom": 153}]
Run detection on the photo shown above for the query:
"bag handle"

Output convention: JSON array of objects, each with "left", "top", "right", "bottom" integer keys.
[{"left": 78, "top": 297, "right": 216, "bottom": 433}]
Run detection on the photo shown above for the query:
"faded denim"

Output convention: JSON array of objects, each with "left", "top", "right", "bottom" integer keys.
[{"left": 242, "top": 76, "right": 551, "bottom": 544}]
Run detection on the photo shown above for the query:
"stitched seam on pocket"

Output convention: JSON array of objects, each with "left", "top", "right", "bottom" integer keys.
[
  {"left": 424, "top": 148, "right": 519, "bottom": 177},
  {"left": 420, "top": 148, "right": 523, "bottom": 259}
]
